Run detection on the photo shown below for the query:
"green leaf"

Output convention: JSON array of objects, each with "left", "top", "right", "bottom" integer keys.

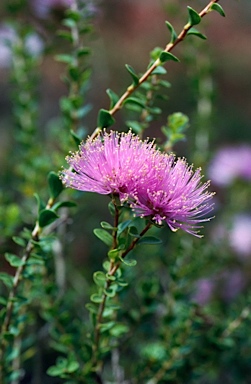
[
  {"left": 159, "top": 51, "right": 179, "bottom": 63},
  {"left": 167, "top": 112, "right": 189, "bottom": 132},
  {"left": 68, "top": 66, "right": 80, "bottom": 81},
  {"left": 165, "top": 21, "right": 177, "bottom": 43},
  {"left": 57, "top": 30, "right": 73, "bottom": 42},
  {"left": 100, "top": 221, "right": 116, "bottom": 231},
  {"left": 62, "top": 18, "right": 77, "bottom": 28},
  {"left": 128, "top": 226, "right": 140, "bottom": 238},
  {"left": 70, "top": 130, "right": 82, "bottom": 146},
  {"left": 34, "top": 193, "right": 46, "bottom": 213},
  {"left": 12, "top": 236, "right": 26, "bottom": 247},
  {"left": 211, "top": 3, "right": 225, "bottom": 17},
  {"left": 93, "top": 271, "right": 106, "bottom": 287},
  {"left": 38, "top": 209, "right": 59, "bottom": 228},
  {"left": 108, "top": 249, "right": 120, "bottom": 260},
  {"left": 106, "top": 274, "right": 116, "bottom": 281},
  {"left": 119, "top": 256, "right": 137, "bottom": 267},
  {"left": 5, "top": 253, "right": 24, "bottom": 268},
  {"left": 99, "top": 321, "right": 116, "bottom": 333},
  {"left": 159, "top": 79, "right": 171, "bottom": 88},
  {"left": 52, "top": 201, "right": 77, "bottom": 211},
  {"left": 0, "top": 273, "right": 13, "bottom": 288},
  {"left": 55, "top": 54, "right": 74, "bottom": 64},
  {"left": 137, "top": 236, "right": 162, "bottom": 245},
  {"left": 125, "top": 64, "right": 139, "bottom": 86},
  {"left": 152, "top": 66, "right": 167, "bottom": 75},
  {"left": 187, "top": 6, "right": 201, "bottom": 26},
  {"left": 72, "top": 105, "right": 92, "bottom": 119},
  {"left": 0, "top": 297, "right": 7, "bottom": 306},
  {"left": 66, "top": 361, "right": 79, "bottom": 373},
  {"left": 108, "top": 201, "right": 115, "bottom": 216},
  {"left": 103, "top": 304, "right": 120, "bottom": 318},
  {"left": 123, "top": 97, "right": 145, "bottom": 109},
  {"left": 48, "top": 172, "right": 64, "bottom": 199},
  {"left": 90, "top": 293, "right": 103, "bottom": 303},
  {"left": 187, "top": 28, "right": 207, "bottom": 40},
  {"left": 109, "top": 323, "right": 129, "bottom": 337},
  {"left": 85, "top": 303, "right": 98, "bottom": 314},
  {"left": 77, "top": 47, "right": 91, "bottom": 57},
  {"left": 117, "top": 220, "right": 132, "bottom": 236},
  {"left": 65, "top": 9, "right": 81, "bottom": 21},
  {"left": 93, "top": 228, "right": 113, "bottom": 247},
  {"left": 97, "top": 109, "right": 115, "bottom": 128},
  {"left": 103, "top": 260, "right": 110, "bottom": 272},
  {"left": 106, "top": 88, "right": 120, "bottom": 109},
  {"left": 47, "top": 366, "right": 64, "bottom": 377},
  {"left": 150, "top": 47, "right": 163, "bottom": 61},
  {"left": 104, "top": 285, "right": 118, "bottom": 298}
]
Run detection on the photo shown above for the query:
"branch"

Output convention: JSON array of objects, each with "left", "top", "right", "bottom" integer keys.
[{"left": 107, "top": 0, "right": 220, "bottom": 118}]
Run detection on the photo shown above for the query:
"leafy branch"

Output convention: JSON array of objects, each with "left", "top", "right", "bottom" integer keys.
[
  {"left": 90, "top": 204, "right": 153, "bottom": 376},
  {"left": 93, "top": 0, "right": 224, "bottom": 137},
  {"left": 0, "top": 173, "right": 68, "bottom": 381}
]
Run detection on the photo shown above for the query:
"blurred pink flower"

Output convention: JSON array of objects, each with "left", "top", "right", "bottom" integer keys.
[
  {"left": 61, "top": 130, "right": 214, "bottom": 237},
  {"left": 208, "top": 145, "right": 251, "bottom": 186},
  {"left": 219, "top": 269, "right": 245, "bottom": 302},
  {"left": 229, "top": 215, "right": 251, "bottom": 259},
  {"left": 192, "top": 278, "right": 215, "bottom": 305},
  {"left": 0, "top": 24, "right": 43, "bottom": 68},
  {"left": 0, "top": 26, "right": 16, "bottom": 68},
  {"left": 31, "top": 0, "right": 73, "bottom": 18}
]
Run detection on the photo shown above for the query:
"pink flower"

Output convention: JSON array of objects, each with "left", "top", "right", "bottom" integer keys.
[
  {"left": 131, "top": 158, "right": 214, "bottom": 237},
  {"left": 61, "top": 130, "right": 214, "bottom": 237},
  {"left": 61, "top": 130, "right": 165, "bottom": 202},
  {"left": 208, "top": 145, "right": 251, "bottom": 186}
]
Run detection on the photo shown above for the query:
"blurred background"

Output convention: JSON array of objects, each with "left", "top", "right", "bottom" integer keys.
[
  {"left": 1, "top": 0, "right": 251, "bottom": 274},
  {"left": 1, "top": 1, "right": 251, "bottom": 383}
]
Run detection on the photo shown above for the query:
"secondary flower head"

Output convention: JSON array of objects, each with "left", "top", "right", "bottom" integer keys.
[
  {"left": 131, "top": 157, "right": 214, "bottom": 237},
  {"left": 61, "top": 130, "right": 214, "bottom": 237},
  {"left": 61, "top": 130, "right": 165, "bottom": 202}
]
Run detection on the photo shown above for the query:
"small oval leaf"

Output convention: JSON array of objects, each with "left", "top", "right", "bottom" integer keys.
[
  {"left": 123, "top": 97, "right": 145, "bottom": 109},
  {"left": 97, "top": 109, "right": 115, "bottom": 128},
  {"left": 211, "top": 3, "right": 225, "bottom": 17},
  {"left": 119, "top": 256, "right": 137, "bottom": 267},
  {"left": 5, "top": 253, "right": 24, "bottom": 268},
  {"left": 90, "top": 293, "right": 103, "bottom": 303},
  {"left": 125, "top": 64, "right": 139, "bottom": 86},
  {"left": 165, "top": 21, "right": 177, "bottom": 43},
  {"left": 12, "top": 236, "right": 26, "bottom": 247},
  {"left": 48, "top": 172, "right": 64, "bottom": 199},
  {"left": 0, "top": 272, "right": 13, "bottom": 288},
  {"left": 38, "top": 209, "right": 59, "bottom": 228},
  {"left": 187, "top": 6, "right": 201, "bottom": 26},
  {"left": 52, "top": 201, "right": 77, "bottom": 211},
  {"left": 93, "top": 228, "right": 113, "bottom": 247},
  {"left": 100, "top": 221, "right": 116, "bottom": 231},
  {"left": 70, "top": 130, "right": 82, "bottom": 147},
  {"left": 137, "top": 236, "right": 162, "bottom": 245},
  {"left": 106, "top": 88, "right": 120, "bottom": 109},
  {"left": 187, "top": 28, "right": 207, "bottom": 40},
  {"left": 93, "top": 271, "right": 106, "bottom": 287},
  {"left": 159, "top": 51, "right": 180, "bottom": 63}
]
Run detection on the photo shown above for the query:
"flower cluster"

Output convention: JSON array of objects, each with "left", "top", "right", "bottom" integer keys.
[{"left": 61, "top": 130, "right": 214, "bottom": 237}]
